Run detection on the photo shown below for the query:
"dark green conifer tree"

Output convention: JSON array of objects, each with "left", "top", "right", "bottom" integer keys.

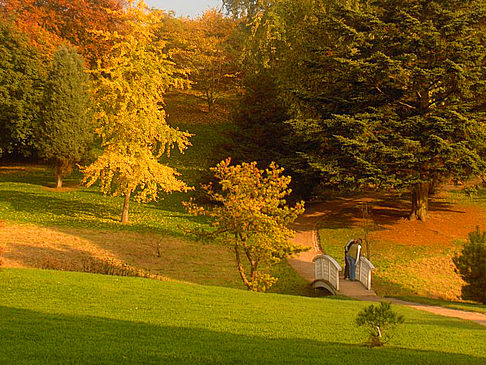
[
  {"left": 36, "top": 45, "right": 93, "bottom": 188},
  {"left": 290, "top": 0, "right": 486, "bottom": 220}
]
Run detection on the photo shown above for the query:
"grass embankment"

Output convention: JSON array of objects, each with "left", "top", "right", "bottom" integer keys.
[
  {"left": 0, "top": 268, "right": 484, "bottom": 364},
  {"left": 0, "top": 91, "right": 310, "bottom": 295},
  {"left": 318, "top": 189, "right": 486, "bottom": 312}
]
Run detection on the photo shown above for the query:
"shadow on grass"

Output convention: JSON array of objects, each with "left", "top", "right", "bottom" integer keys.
[
  {"left": 0, "top": 189, "right": 121, "bottom": 220},
  {"left": 0, "top": 165, "right": 82, "bottom": 188},
  {"left": 1, "top": 306, "right": 484, "bottom": 364},
  {"left": 0, "top": 189, "right": 206, "bottom": 237},
  {"left": 312, "top": 192, "right": 465, "bottom": 232},
  {"left": 373, "top": 276, "right": 420, "bottom": 298}
]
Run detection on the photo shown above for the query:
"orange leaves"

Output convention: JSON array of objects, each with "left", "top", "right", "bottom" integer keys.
[{"left": 1, "top": 0, "right": 126, "bottom": 65}]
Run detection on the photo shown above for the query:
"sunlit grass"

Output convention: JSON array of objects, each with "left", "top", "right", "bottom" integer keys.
[
  {"left": 0, "top": 268, "right": 484, "bottom": 364},
  {"left": 392, "top": 296, "right": 486, "bottom": 314}
]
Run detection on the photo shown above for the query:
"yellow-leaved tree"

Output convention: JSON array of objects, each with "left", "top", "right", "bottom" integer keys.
[
  {"left": 185, "top": 159, "right": 306, "bottom": 292},
  {"left": 83, "top": 0, "right": 191, "bottom": 223}
]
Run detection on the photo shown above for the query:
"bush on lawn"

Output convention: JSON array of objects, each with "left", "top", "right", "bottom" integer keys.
[
  {"left": 453, "top": 227, "right": 486, "bottom": 304},
  {"left": 355, "top": 301, "right": 404, "bottom": 347}
]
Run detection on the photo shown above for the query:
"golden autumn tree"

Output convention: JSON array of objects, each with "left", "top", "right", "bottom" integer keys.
[
  {"left": 155, "top": 10, "right": 238, "bottom": 112},
  {"left": 185, "top": 159, "right": 306, "bottom": 292},
  {"left": 190, "top": 10, "right": 238, "bottom": 112},
  {"left": 83, "top": 0, "right": 191, "bottom": 223}
]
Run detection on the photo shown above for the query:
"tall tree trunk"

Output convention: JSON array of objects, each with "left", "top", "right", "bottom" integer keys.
[
  {"left": 121, "top": 190, "right": 131, "bottom": 223},
  {"left": 409, "top": 182, "right": 429, "bottom": 221},
  {"left": 55, "top": 161, "right": 72, "bottom": 189},
  {"left": 56, "top": 172, "right": 63, "bottom": 189}
]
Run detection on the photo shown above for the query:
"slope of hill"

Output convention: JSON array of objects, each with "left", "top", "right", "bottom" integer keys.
[{"left": 0, "top": 268, "right": 485, "bottom": 364}]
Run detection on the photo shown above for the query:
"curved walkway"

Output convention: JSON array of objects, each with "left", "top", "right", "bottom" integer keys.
[{"left": 288, "top": 202, "right": 486, "bottom": 327}]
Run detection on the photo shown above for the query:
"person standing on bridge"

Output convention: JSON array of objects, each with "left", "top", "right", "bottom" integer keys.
[
  {"left": 345, "top": 239, "right": 362, "bottom": 281},
  {"left": 344, "top": 239, "right": 353, "bottom": 279}
]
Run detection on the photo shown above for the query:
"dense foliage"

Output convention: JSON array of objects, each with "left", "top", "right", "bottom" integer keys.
[
  {"left": 453, "top": 227, "right": 486, "bottom": 304},
  {"left": 185, "top": 159, "right": 306, "bottom": 292},
  {"left": 0, "top": 0, "right": 126, "bottom": 65},
  {"left": 156, "top": 9, "right": 239, "bottom": 112},
  {"left": 0, "top": 19, "right": 44, "bottom": 158},
  {"left": 229, "top": 0, "right": 486, "bottom": 218},
  {"left": 36, "top": 45, "right": 93, "bottom": 188},
  {"left": 288, "top": 0, "right": 486, "bottom": 220},
  {"left": 83, "top": 1, "right": 191, "bottom": 223}
]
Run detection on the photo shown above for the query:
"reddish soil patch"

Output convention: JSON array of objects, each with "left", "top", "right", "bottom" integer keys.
[
  {"left": 315, "top": 192, "right": 485, "bottom": 247},
  {"left": 371, "top": 202, "right": 485, "bottom": 247},
  {"left": 291, "top": 190, "right": 485, "bottom": 300}
]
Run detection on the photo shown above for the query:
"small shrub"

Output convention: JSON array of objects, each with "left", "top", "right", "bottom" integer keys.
[
  {"left": 464, "top": 185, "right": 480, "bottom": 198},
  {"left": 355, "top": 302, "right": 404, "bottom": 347},
  {"left": 453, "top": 227, "right": 486, "bottom": 304},
  {"left": 38, "top": 257, "right": 165, "bottom": 281}
]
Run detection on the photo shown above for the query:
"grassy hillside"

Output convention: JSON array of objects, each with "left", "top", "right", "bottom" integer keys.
[
  {"left": 0, "top": 166, "right": 310, "bottom": 295},
  {"left": 0, "top": 91, "right": 311, "bottom": 296},
  {"left": 0, "top": 92, "right": 233, "bottom": 236},
  {"left": 0, "top": 268, "right": 485, "bottom": 364}
]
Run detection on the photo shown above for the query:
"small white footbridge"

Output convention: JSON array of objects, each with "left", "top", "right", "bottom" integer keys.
[{"left": 312, "top": 254, "right": 376, "bottom": 296}]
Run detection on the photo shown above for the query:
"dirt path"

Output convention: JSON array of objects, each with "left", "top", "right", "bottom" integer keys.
[{"left": 288, "top": 201, "right": 486, "bottom": 327}]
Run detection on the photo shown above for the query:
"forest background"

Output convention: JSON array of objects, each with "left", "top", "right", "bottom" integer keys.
[{"left": 0, "top": 0, "right": 486, "bottom": 301}]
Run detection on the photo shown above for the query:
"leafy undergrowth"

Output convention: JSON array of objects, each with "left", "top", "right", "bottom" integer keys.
[{"left": 0, "top": 268, "right": 484, "bottom": 364}]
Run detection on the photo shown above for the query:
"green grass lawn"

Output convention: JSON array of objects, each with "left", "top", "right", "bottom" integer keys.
[
  {"left": 0, "top": 268, "right": 484, "bottom": 364},
  {"left": 0, "top": 167, "right": 205, "bottom": 237},
  {"left": 0, "top": 165, "right": 312, "bottom": 296},
  {"left": 0, "top": 90, "right": 313, "bottom": 297},
  {"left": 0, "top": 91, "right": 234, "bottom": 236},
  {"left": 318, "top": 223, "right": 486, "bottom": 312}
]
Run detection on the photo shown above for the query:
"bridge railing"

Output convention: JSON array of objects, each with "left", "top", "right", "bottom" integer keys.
[
  {"left": 313, "top": 254, "right": 342, "bottom": 292},
  {"left": 356, "top": 256, "right": 375, "bottom": 290}
]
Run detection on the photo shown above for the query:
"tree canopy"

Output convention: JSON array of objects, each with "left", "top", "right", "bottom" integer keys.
[
  {"left": 0, "top": 0, "right": 126, "bottom": 65},
  {"left": 286, "top": 0, "right": 486, "bottom": 220},
  {"left": 36, "top": 45, "right": 93, "bottom": 188},
  {"left": 83, "top": 1, "right": 191, "bottom": 223},
  {"left": 185, "top": 159, "right": 306, "bottom": 292},
  {"left": 0, "top": 18, "right": 45, "bottom": 158},
  {"left": 155, "top": 9, "right": 239, "bottom": 112}
]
